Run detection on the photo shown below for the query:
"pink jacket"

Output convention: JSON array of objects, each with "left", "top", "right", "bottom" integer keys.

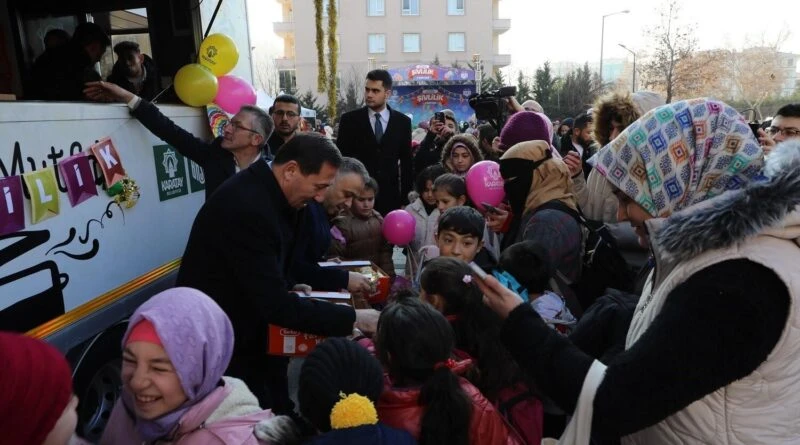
[{"left": 100, "top": 377, "right": 275, "bottom": 445}]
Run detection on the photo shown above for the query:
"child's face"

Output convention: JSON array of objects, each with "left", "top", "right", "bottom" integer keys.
[
  {"left": 436, "top": 229, "right": 482, "bottom": 263},
  {"left": 353, "top": 188, "right": 376, "bottom": 218},
  {"left": 434, "top": 189, "right": 466, "bottom": 213},
  {"left": 450, "top": 146, "right": 474, "bottom": 173},
  {"left": 421, "top": 180, "right": 437, "bottom": 207}
]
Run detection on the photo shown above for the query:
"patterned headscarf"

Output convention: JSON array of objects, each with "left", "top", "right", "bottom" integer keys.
[
  {"left": 594, "top": 98, "right": 764, "bottom": 217},
  {"left": 120, "top": 287, "right": 234, "bottom": 441}
]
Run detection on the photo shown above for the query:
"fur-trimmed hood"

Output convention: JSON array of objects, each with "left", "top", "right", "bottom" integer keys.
[{"left": 654, "top": 140, "right": 800, "bottom": 263}]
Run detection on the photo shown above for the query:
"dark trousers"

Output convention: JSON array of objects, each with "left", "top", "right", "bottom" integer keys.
[{"left": 227, "top": 353, "right": 294, "bottom": 414}]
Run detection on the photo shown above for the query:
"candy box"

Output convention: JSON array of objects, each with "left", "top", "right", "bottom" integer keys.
[
  {"left": 267, "top": 291, "right": 352, "bottom": 356},
  {"left": 318, "top": 260, "right": 391, "bottom": 304}
]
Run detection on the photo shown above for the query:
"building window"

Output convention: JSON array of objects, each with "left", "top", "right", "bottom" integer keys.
[
  {"left": 368, "top": 34, "right": 386, "bottom": 53},
  {"left": 448, "top": 33, "right": 465, "bottom": 52},
  {"left": 403, "top": 33, "right": 420, "bottom": 53},
  {"left": 279, "top": 69, "right": 297, "bottom": 93},
  {"left": 447, "top": 0, "right": 465, "bottom": 15},
  {"left": 402, "top": 0, "right": 419, "bottom": 15},
  {"left": 367, "top": 0, "right": 385, "bottom": 16}
]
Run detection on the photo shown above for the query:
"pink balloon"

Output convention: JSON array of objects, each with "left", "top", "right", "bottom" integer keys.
[
  {"left": 214, "top": 75, "right": 257, "bottom": 114},
  {"left": 382, "top": 209, "right": 416, "bottom": 246},
  {"left": 466, "top": 160, "right": 505, "bottom": 213}
]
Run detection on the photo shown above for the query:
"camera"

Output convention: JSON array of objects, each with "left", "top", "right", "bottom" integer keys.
[
  {"left": 468, "top": 86, "right": 517, "bottom": 131},
  {"left": 434, "top": 111, "right": 445, "bottom": 123}
]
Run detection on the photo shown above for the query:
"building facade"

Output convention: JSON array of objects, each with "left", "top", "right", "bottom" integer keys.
[{"left": 273, "top": 0, "right": 510, "bottom": 101}]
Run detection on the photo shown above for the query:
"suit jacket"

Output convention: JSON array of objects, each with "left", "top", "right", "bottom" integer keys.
[
  {"left": 289, "top": 201, "right": 350, "bottom": 291},
  {"left": 336, "top": 106, "right": 412, "bottom": 215},
  {"left": 176, "top": 160, "right": 356, "bottom": 360},
  {"left": 132, "top": 100, "right": 236, "bottom": 198}
]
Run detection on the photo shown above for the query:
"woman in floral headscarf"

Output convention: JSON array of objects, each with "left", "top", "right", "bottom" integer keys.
[{"left": 479, "top": 99, "right": 800, "bottom": 444}]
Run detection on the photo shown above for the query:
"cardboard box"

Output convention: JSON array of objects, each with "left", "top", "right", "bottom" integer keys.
[
  {"left": 267, "top": 291, "right": 352, "bottom": 357},
  {"left": 318, "top": 260, "right": 391, "bottom": 304}
]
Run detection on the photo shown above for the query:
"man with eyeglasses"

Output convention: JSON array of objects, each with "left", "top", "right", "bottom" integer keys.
[
  {"left": 758, "top": 103, "right": 800, "bottom": 156},
  {"left": 83, "top": 80, "right": 273, "bottom": 198},
  {"left": 268, "top": 94, "right": 302, "bottom": 156}
]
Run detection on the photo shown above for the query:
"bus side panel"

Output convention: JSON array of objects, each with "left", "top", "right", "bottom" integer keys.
[{"left": 0, "top": 102, "right": 207, "bottom": 341}]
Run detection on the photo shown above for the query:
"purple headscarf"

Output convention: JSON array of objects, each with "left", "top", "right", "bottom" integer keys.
[
  {"left": 120, "top": 287, "right": 234, "bottom": 441},
  {"left": 499, "top": 111, "right": 562, "bottom": 159}
]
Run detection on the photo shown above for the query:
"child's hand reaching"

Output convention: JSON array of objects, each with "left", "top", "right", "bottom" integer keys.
[{"left": 474, "top": 273, "right": 525, "bottom": 319}]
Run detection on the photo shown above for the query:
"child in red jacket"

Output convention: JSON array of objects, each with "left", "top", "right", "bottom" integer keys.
[{"left": 374, "top": 297, "right": 522, "bottom": 445}]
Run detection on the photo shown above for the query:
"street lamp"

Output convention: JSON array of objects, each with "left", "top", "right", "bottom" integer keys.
[
  {"left": 618, "top": 43, "right": 636, "bottom": 92},
  {"left": 600, "top": 9, "right": 630, "bottom": 84},
  {"left": 472, "top": 53, "right": 482, "bottom": 94}
]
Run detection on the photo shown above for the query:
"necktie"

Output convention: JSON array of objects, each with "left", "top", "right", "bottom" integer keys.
[{"left": 374, "top": 113, "right": 384, "bottom": 143}]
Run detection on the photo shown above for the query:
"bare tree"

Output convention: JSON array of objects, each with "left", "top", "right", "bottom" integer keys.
[
  {"left": 640, "top": 0, "right": 697, "bottom": 103},
  {"left": 724, "top": 32, "right": 790, "bottom": 119},
  {"left": 252, "top": 51, "right": 279, "bottom": 96}
]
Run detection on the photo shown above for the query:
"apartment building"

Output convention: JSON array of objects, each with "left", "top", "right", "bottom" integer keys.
[{"left": 273, "top": 0, "right": 511, "bottom": 100}]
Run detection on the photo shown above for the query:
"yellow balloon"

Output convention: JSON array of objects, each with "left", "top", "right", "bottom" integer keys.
[
  {"left": 199, "top": 33, "right": 239, "bottom": 76},
  {"left": 174, "top": 64, "right": 218, "bottom": 107}
]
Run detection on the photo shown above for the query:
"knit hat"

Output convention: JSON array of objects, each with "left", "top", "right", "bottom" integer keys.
[
  {"left": 499, "top": 111, "right": 562, "bottom": 159},
  {"left": 298, "top": 338, "right": 384, "bottom": 432},
  {"left": 0, "top": 331, "right": 74, "bottom": 445}
]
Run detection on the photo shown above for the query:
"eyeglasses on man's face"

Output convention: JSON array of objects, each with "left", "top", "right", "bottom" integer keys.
[
  {"left": 225, "top": 120, "right": 260, "bottom": 135},
  {"left": 766, "top": 126, "right": 800, "bottom": 138},
  {"left": 273, "top": 110, "right": 299, "bottom": 119}
]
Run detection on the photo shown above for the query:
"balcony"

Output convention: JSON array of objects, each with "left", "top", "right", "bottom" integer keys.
[
  {"left": 493, "top": 19, "right": 511, "bottom": 34},
  {"left": 273, "top": 21, "right": 294, "bottom": 37},
  {"left": 493, "top": 54, "right": 511, "bottom": 67},
  {"left": 275, "top": 57, "right": 296, "bottom": 70}
]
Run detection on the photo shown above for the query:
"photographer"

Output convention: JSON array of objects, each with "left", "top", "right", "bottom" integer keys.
[{"left": 413, "top": 109, "right": 459, "bottom": 176}]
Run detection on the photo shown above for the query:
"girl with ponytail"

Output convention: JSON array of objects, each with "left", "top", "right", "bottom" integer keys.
[
  {"left": 375, "top": 298, "right": 521, "bottom": 445},
  {"left": 421, "top": 257, "right": 543, "bottom": 444}
]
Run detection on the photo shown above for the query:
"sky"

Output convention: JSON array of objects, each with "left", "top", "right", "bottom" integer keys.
[{"left": 247, "top": 0, "right": 800, "bottom": 76}]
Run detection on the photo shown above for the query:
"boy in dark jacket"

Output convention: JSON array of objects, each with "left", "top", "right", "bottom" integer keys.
[{"left": 106, "top": 41, "right": 161, "bottom": 101}]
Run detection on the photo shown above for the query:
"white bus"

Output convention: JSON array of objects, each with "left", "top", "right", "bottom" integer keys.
[{"left": 0, "top": 0, "right": 252, "bottom": 439}]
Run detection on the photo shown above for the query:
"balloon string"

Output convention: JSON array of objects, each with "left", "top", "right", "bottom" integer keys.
[{"left": 204, "top": 0, "right": 224, "bottom": 39}]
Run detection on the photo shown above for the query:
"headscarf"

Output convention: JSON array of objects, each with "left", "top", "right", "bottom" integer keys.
[
  {"left": 594, "top": 98, "right": 764, "bottom": 218},
  {"left": 120, "top": 287, "right": 234, "bottom": 442},
  {"left": 499, "top": 111, "right": 562, "bottom": 158},
  {"left": 500, "top": 140, "right": 577, "bottom": 217},
  {"left": 441, "top": 134, "right": 483, "bottom": 175}
]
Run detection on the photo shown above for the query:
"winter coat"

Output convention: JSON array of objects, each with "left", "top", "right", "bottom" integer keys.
[
  {"left": 623, "top": 145, "right": 800, "bottom": 445},
  {"left": 377, "top": 370, "right": 523, "bottom": 445},
  {"left": 305, "top": 423, "right": 418, "bottom": 445},
  {"left": 404, "top": 198, "right": 439, "bottom": 276},
  {"left": 100, "top": 377, "right": 276, "bottom": 445},
  {"left": 329, "top": 209, "right": 395, "bottom": 276},
  {"left": 572, "top": 168, "right": 617, "bottom": 223}
]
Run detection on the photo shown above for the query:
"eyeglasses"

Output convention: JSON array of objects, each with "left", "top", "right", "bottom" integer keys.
[
  {"left": 225, "top": 120, "right": 260, "bottom": 135},
  {"left": 273, "top": 110, "right": 299, "bottom": 118},
  {"left": 766, "top": 126, "right": 800, "bottom": 138}
]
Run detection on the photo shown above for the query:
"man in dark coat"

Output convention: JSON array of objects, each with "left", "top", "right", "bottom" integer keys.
[
  {"left": 28, "top": 22, "right": 110, "bottom": 101},
  {"left": 290, "top": 158, "right": 372, "bottom": 294},
  {"left": 106, "top": 41, "right": 161, "bottom": 101},
  {"left": 176, "top": 133, "right": 379, "bottom": 412},
  {"left": 336, "top": 69, "right": 412, "bottom": 215},
  {"left": 268, "top": 94, "right": 302, "bottom": 157},
  {"left": 83, "top": 81, "right": 271, "bottom": 198}
]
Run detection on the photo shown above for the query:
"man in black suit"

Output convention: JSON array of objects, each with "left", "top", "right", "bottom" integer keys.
[
  {"left": 83, "top": 81, "right": 271, "bottom": 198},
  {"left": 176, "top": 133, "right": 379, "bottom": 412},
  {"left": 336, "top": 69, "right": 412, "bottom": 215}
]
